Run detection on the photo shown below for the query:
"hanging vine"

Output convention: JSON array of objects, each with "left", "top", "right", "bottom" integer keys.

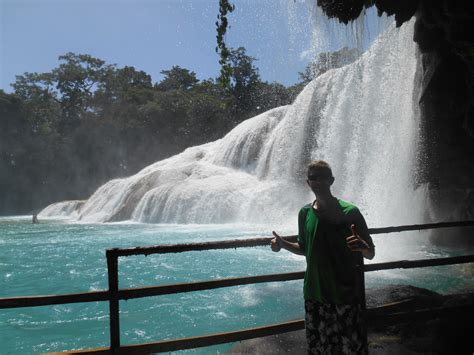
[{"left": 216, "top": 0, "right": 235, "bottom": 87}]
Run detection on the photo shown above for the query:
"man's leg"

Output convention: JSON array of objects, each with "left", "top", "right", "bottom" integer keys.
[
  {"left": 334, "top": 303, "right": 368, "bottom": 355},
  {"left": 305, "top": 301, "right": 367, "bottom": 355},
  {"left": 305, "top": 300, "right": 332, "bottom": 355}
]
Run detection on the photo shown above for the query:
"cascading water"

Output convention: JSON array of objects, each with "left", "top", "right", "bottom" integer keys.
[{"left": 40, "top": 18, "right": 427, "bottom": 228}]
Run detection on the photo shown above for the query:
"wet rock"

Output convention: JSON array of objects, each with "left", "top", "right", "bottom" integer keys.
[{"left": 228, "top": 285, "right": 474, "bottom": 354}]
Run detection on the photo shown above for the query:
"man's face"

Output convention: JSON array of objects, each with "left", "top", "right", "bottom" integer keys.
[{"left": 307, "top": 169, "right": 333, "bottom": 195}]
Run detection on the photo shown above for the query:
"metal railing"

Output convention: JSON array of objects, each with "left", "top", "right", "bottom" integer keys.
[{"left": 1, "top": 221, "right": 473, "bottom": 354}]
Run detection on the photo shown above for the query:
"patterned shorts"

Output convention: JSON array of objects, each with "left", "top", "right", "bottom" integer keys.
[{"left": 304, "top": 300, "right": 367, "bottom": 355}]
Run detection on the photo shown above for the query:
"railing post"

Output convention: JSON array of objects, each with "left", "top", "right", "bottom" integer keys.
[
  {"left": 106, "top": 249, "right": 120, "bottom": 353},
  {"left": 357, "top": 257, "right": 368, "bottom": 353}
]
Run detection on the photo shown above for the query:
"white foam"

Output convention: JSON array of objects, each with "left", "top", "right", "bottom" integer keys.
[{"left": 40, "top": 19, "right": 426, "bottom": 228}]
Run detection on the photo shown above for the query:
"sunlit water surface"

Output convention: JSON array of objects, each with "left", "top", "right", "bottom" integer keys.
[{"left": 0, "top": 216, "right": 472, "bottom": 354}]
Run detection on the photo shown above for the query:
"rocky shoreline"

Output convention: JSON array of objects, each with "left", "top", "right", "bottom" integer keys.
[{"left": 229, "top": 285, "right": 474, "bottom": 354}]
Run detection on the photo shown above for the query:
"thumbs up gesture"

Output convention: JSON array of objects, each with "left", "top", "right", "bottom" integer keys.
[
  {"left": 346, "top": 224, "right": 369, "bottom": 252},
  {"left": 271, "top": 231, "right": 283, "bottom": 252}
]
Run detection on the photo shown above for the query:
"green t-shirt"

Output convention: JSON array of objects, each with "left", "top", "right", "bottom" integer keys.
[{"left": 297, "top": 199, "right": 374, "bottom": 304}]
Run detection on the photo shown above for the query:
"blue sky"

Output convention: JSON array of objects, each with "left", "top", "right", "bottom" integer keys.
[{"left": 0, "top": 0, "right": 388, "bottom": 93}]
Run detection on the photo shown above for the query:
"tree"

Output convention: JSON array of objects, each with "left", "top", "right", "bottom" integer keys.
[
  {"left": 0, "top": 89, "right": 65, "bottom": 213},
  {"left": 98, "top": 66, "right": 152, "bottom": 101},
  {"left": 156, "top": 66, "right": 199, "bottom": 91},
  {"left": 222, "top": 47, "right": 262, "bottom": 118},
  {"left": 13, "top": 53, "right": 113, "bottom": 132},
  {"left": 228, "top": 47, "right": 260, "bottom": 93},
  {"left": 52, "top": 53, "right": 110, "bottom": 118}
]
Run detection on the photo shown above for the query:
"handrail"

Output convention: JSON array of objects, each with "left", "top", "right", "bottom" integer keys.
[
  {"left": 107, "top": 220, "right": 474, "bottom": 257},
  {"left": 363, "top": 255, "right": 474, "bottom": 271},
  {"left": 0, "top": 290, "right": 108, "bottom": 309},
  {"left": 0, "top": 220, "right": 473, "bottom": 354},
  {"left": 368, "top": 220, "right": 474, "bottom": 234},
  {"left": 2, "top": 255, "right": 473, "bottom": 309}
]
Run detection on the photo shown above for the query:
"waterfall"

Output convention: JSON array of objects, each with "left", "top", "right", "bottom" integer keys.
[{"left": 40, "top": 18, "right": 427, "bottom": 227}]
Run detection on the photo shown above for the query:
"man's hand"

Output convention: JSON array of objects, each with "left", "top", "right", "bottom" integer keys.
[
  {"left": 271, "top": 231, "right": 304, "bottom": 255},
  {"left": 271, "top": 231, "right": 283, "bottom": 252},
  {"left": 346, "top": 224, "right": 370, "bottom": 252}
]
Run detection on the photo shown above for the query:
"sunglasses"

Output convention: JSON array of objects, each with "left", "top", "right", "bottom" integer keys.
[{"left": 307, "top": 174, "right": 332, "bottom": 181}]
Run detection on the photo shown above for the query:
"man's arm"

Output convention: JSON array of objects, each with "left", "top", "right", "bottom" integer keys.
[{"left": 271, "top": 231, "right": 305, "bottom": 256}]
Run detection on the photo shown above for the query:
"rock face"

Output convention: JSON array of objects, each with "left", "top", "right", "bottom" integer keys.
[
  {"left": 317, "top": 1, "right": 474, "bottom": 246},
  {"left": 414, "top": 2, "right": 474, "bottom": 246},
  {"left": 228, "top": 285, "right": 474, "bottom": 354},
  {"left": 367, "top": 285, "right": 474, "bottom": 354}
]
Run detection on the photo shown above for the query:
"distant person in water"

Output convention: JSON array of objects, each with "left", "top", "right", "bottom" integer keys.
[
  {"left": 271, "top": 160, "right": 375, "bottom": 354},
  {"left": 32, "top": 214, "right": 39, "bottom": 224}
]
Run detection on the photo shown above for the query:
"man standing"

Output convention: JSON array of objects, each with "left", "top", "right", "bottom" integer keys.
[{"left": 271, "top": 160, "right": 375, "bottom": 354}]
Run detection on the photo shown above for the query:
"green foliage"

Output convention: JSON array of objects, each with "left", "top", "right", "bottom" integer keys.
[
  {"left": 215, "top": 0, "right": 235, "bottom": 87},
  {"left": 0, "top": 50, "right": 300, "bottom": 214},
  {"left": 156, "top": 66, "right": 199, "bottom": 91},
  {"left": 226, "top": 47, "right": 261, "bottom": 116}
]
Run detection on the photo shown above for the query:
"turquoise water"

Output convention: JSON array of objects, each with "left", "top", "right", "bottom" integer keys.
[{"left": 1, "top": 216, "right": 472, "bottom": 354}]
